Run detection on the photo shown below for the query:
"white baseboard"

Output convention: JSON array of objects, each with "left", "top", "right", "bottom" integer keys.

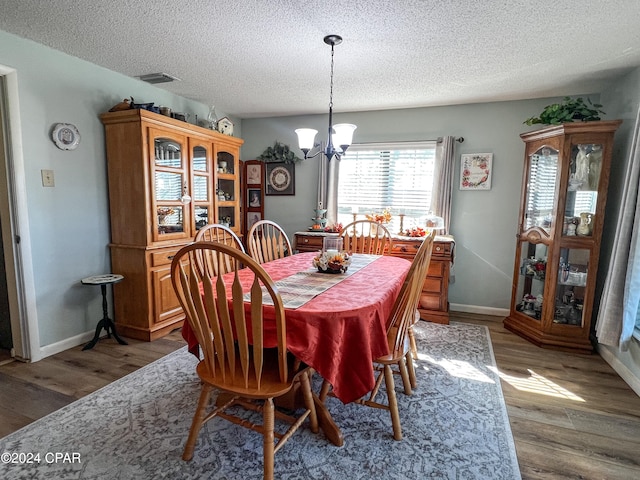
[
  {"left": 450, "top": 303, "right": 509, "bottom": 317},
  {"left": 38, "top": 330, "right": 97, "bottom": 359},
  {"left": 597, "top": 345, "right": 640, "bottom": 397}
]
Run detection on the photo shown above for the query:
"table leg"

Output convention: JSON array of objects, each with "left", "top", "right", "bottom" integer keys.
[
  {"left": 82, "top": 319, "right": 106, "bottom": 351},
  {"left": 280, "top": 371, "right": 344, "bottom": 447},
  {"left": 312, "top": 392, "right": 344, "bottom": 447},
  {"left": 82, "top": 284, "right": 128, "bottom": 350}
]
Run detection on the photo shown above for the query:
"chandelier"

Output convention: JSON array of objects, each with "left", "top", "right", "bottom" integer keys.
[{"left": 295, "top": 35, "right": 356, "bottom": 161}]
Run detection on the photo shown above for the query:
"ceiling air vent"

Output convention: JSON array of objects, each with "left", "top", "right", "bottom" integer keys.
[{"left": 137, "top": 73, "right": 181, "bottom": 84}]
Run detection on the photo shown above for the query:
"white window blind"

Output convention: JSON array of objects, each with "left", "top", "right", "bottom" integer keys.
[
  {"left": 525, "top": 150, "right": 558, "bottom": 229},
  {"left": 337, "top": 141, "right": 436, "bottom": 233}
]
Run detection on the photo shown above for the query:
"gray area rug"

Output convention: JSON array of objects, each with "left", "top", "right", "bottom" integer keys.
[{"left": 0, "top": 322, "right": 521, "bottom": 479}]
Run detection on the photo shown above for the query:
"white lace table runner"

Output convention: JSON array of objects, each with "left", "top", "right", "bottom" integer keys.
[{"left": 245, "top": 254, "right": 380, "bottom": 309}]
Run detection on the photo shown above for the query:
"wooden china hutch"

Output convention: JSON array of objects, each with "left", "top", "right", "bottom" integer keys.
[
  {"left": 101, "top": 109, "right": 243, "bottom": 340},
  {"left": 504, "top": 120, "right": 621, "bottom": 353}
]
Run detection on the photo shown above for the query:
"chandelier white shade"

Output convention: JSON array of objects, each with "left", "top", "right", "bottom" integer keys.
[
  {"left": 295, "top": 35, "right": 356, "bottom": 161},
  {"left": 294, "top": 128, "right": 319, "bottom": 151}
]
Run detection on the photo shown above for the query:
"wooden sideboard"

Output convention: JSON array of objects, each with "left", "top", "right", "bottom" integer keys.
[{"left": 294, "top": 232, "right": 454, "bottom": 324}]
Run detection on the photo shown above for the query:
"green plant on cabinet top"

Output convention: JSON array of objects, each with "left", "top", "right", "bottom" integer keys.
[
  {"left": 257, "top": 141, "right": 303, "bottom": 163},
  {"left": 524, "top": 97, "right": 605, "bottom": 126}
]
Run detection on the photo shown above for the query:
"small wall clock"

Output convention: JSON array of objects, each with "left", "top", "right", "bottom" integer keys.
[{"left": 51, "top": 123, "right": 80, "bottom": 150}]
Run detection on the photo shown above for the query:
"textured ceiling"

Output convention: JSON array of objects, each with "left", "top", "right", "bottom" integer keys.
[{"left": 1, "top": 1, "right": 640, "bottom": 118}]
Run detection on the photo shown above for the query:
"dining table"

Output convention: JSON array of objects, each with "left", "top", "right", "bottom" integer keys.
[{"left": 181, "top": 250, "right": 412, "bottom": 445}]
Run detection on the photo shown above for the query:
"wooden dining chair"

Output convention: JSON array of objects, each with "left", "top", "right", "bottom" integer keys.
[
  {"left": 341, "top": 220, "right": 392, "bottom": 255},
  {"left": 194, "top": 223, "right": 245, "bottom": 276},
  {"left": 171, "top": 242, "right": 318, "bottom": 480},
  {"left": 320, "top": 231, "right": 435, "bottom": 441},
  {"left": 247, "top": 219, "right": 292, "bottom": 263}
]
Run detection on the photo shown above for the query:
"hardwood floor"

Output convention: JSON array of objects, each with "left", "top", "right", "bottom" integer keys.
[
  {"left": 1, "top": 314, "right": 639, "bottom": 479},
  {"left": 459, "top": 313, "right": 640, "bottom": 480}
]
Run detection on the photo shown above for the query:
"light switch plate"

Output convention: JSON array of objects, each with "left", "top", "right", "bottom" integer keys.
[{"left": 41, "top": 169, "right": 55, "bottom": 187}]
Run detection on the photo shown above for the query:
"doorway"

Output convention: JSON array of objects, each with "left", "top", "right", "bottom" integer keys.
[
  {"left": 0, "top": 67, "right": 40, "bottom": 362},
  {"left": 0, "top": 76, "right": 14, "bottom": 360},
  {"left": 0, "top": 214, "right": 11, "bottom": 361}
]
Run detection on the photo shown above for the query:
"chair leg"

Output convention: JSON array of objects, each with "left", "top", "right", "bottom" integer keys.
[
  {"left": 383, "top": 364, "right": 402, "bottom": 441},
  {"left": 183, "top": 383, "right": 213, "bottom": 461},
  {"left": 398, "top": 357, "right": 412, "bottom": 396},
  {"left": 300, "top": 371, "right": 319, "bottom": 433},
  {"left": 263, "top": 398, "right": 275, "bottom": 480},
  {"left": 405, "top": 351, "right": 417, "bottom": 390},
  {"left": 319, "top": 379, "right": 331, "bottom": 402},
  {"left": 408, "top": 325, "right": 418, "bottom": 360}
]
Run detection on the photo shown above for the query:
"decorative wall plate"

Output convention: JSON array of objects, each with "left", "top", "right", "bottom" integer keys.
[
  {"left": 269, "top": 166, "right": 291, "bottom": 191},
  {"left": 52, "top": 123, "right": 80, "bottom": 150},
  {"left": 266, "top": 162, "right": 295, "bottom": 195}
]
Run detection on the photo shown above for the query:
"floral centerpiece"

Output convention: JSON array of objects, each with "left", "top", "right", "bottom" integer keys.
[
  {"left": 324, "top": 223, "right": 343, "bottom": 233},
  {"left": 313, "top": 251, "right": 351, "bottom": 274},
  {"left": 404, "top": 226, "right": 426, "bottom": 237},
  {"left": 366, "top": 208, "right": 392, "bottom": 224}
]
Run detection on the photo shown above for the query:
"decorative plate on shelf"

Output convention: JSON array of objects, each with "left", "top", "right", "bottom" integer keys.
[{"left": 51, "top": 123, "right": 80, "bottom": 150}]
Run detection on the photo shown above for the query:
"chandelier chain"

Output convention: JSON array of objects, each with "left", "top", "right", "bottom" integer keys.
[{"left": 329, "top": 43, "right": 335, "bottom": 110}]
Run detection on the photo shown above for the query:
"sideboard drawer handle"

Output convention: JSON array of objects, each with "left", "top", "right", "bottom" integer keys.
[
  {"left": 435, "top": 246, "right": 441, "bottom": 252},
  {"left": 167, "top": 255, "right": 174, "bottom": 260},
  {"left": 400, "top": 246, "right": 408, "bottom": 252},
  {"left": 303, "top": 239, "right": 309, "bottom": 243}
]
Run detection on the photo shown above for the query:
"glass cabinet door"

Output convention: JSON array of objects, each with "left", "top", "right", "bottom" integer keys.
[
  {"left": 562, "top": 143, "right": 601, "bottom": 237},
  {"left": 216, "top": 150, "right": 238, "bottom": 231},
  {"left": 151, "top": 130, "right": 189, "bottom": 240},
  {"left": 191, "top": 142, "right": 212, "bottom": 232},
  {"left": 524, "top": 147, "right": 559, "bottom": 234}
]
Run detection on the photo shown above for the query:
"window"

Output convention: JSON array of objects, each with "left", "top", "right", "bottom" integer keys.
[{"left": 337, "top": 142, "right": 436, "bottom": 233}]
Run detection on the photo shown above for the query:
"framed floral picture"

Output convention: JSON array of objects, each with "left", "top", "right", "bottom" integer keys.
[{"left": 460, "top": 153, "right": 493, "bottom": 190}]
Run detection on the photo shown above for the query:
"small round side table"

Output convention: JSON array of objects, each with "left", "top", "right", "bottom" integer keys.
[{"left": 81, "top": 274, "right": 128, "bottom": 351}]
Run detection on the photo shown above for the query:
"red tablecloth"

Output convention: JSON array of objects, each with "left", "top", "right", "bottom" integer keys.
[{"left": 181, "top": 252, "right": 411, "bottom": 404}]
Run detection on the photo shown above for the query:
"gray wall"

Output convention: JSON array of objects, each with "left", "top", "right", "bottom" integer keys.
[
  {"left": 241, "top": 98, "right": 589, "bottom": 312},
  {"left": 0, "top": 30, "right": 237, "bottom": 349}
]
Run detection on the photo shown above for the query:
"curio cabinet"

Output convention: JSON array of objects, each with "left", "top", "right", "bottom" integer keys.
[{"left": 504, "top": 120, "right": 621, "bottom": 353}]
